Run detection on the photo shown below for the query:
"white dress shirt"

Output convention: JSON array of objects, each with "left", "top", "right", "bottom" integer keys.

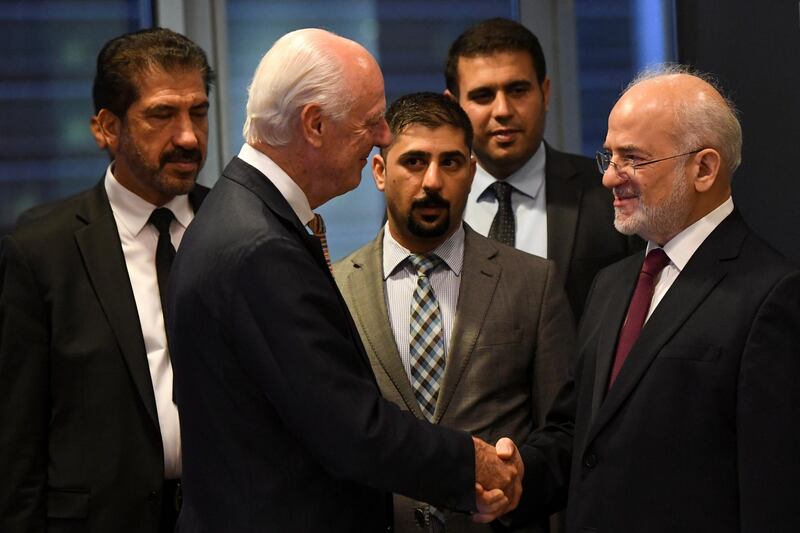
[
  {"left": 105, "top": 166, "right": 194, "bottom": 479},
  {"left": 463, "top": 143, "right": 548, "bottom": 258},
  {"left": 645, "top": 196, "right": 734, "bottom": 321},
  {"left": 237, "top": 143, "right": 315, "bottom": 226},
  {"left": 382, "top": 225, "right": 465, "bottom": 382}
]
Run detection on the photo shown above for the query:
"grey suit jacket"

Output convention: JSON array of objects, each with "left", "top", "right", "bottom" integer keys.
[{"left": 334, "top": 225, "right": 576, "bottom": 532}]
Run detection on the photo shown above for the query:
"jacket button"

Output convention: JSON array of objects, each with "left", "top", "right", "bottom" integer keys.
[
  {"left": 148, "top": 490, "right": 159, "bottom": 503},
  {"left": 583, "top": 452, "right": 598, "bottom": 468}
]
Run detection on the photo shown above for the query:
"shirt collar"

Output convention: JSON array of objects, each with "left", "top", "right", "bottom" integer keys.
[
  {"left": 104, "top": 163, "right": 193, "bottom": 237},
  {"left": 238, "top": 143, "right": 315, "bottom": 226},
  {"left": 473, "top": 142, "right": 546, "bottom": 201},
  {"left": 646, "top": 196, "right": 735, "bottom": 271},
  {"left": 382, "top": 224, "right": 465, "bottom": 280}
]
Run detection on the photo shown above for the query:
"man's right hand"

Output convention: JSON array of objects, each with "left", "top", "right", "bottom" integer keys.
[{"left": 472, "top": 436, "right": 524, "bottom": 522}]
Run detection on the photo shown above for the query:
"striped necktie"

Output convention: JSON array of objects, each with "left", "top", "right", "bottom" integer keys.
[{"left": 307, "top": 213, "right": 332, "bottom": 273}]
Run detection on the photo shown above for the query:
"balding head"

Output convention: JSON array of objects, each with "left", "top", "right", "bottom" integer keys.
[
  {"left": 620, "top": 67, "right": 742, "bottom": 177},
  {"left": 243, "top": 28, "right": 378, "bottom": 147}
]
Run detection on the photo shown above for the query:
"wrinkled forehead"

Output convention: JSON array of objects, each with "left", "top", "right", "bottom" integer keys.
[{"left": 607, "top": 84, "right": 678, "bottom": 145}]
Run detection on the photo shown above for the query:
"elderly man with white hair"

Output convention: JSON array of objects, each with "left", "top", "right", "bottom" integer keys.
[{"left": 167, "top": 29, "right": 525, "bottom": 532}]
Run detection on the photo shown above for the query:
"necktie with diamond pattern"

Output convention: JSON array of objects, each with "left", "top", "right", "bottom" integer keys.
[{"left": 408, "top": 254, "right": 446, "bottom": 422}]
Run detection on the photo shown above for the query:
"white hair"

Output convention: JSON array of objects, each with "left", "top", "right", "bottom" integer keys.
[
  {"left": 625, "top": 64, "right": 743, "bottom": 175},
  {"left": 243, "top": 28, "right": 356, "bottom": 146}
]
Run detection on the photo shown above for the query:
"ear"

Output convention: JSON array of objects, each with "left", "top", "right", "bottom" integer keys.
[
  {"left": 541, "top": 76, "right": 551, "bottom": 112},
  {"left": 468, "top": 154, "right": 477, "bottom": 184},
  {"left": 89, "top": 115, "right": 107, "bottom": 150},
  {"left": 299, "top": 103, "right": 324, "bottom": 148},
  {"left": 692, "top": 148, "right": 722, "bottom": 193},
  {"left": 95, "top": 109, "right": 120, "bottom": 153},
  {"left": 443, "top": 89, "right": 458, "bottom": 103},
  {"left": 372, "top": 153, "right": 387, "bottom": 192}
]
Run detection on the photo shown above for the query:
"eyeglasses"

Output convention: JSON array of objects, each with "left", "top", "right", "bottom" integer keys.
[{"left": 596, "top": 149, "right": 703, "bottom": 176}]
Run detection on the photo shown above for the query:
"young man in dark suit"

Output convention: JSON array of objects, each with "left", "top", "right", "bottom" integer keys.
[
  {"left": 445, "top": 18, "right": 641, "bottom": 321},
  {"left": 0, "top": 28, "right": 212, "bottom": 533},
  {"left": 334, "top": 92, "right": 575, "bottom": 533},
  {"left": 550, "top": 66, "right": 800, "bottom": 532}
]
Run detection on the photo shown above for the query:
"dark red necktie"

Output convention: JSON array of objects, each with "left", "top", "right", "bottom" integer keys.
[{"left": 608, "top": 248, "right": 671, "bottom": 389}]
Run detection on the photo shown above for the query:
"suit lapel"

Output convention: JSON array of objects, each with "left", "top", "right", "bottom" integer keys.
[
  {"left": 589, "top": 253, "right": 643, "bottom": 418},
  {"left": 222, "top": 157, "right": 332, "bottom": 278},
  {"left": 188, "top": 182, "right": 209, "bottom": 212},
  {"left": 345, "top": 231, "right": 424, "bottom": 417},
  {"left": 545, "top": 144, "right": 581, "bottom": 270},
  {"left": 586, "top": 213, "right": 746, "bottom": 445},
  {"left": 74, "top": 183, "right": 159, "bottom": 429},
  {"left": 222, "top": 157, "right": 374, "bottom": 373},
  {"left": 435, "top": 227, "right": 500, "bottom": 422}
]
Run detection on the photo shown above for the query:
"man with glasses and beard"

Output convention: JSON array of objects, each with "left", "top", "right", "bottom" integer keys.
[
  {"left": 334, "top": 92, "right": 575, "bottom": 533},
  {"left": 550, "top": 66, "right": 800, "bottom": 532},
  {"left": 0, "top": 28, "right": 212, "bottom": 533}
]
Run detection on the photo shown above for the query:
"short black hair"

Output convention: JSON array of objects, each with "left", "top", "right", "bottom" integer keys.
[
  {"left": 445, "top": 18, "right": 547, "bottom": 96},
  {"left": 92, "top": 27, "right": 214, "bottom": 116},
  {"left": 382, "top": 92, "right": 473, "bottom": 157}
]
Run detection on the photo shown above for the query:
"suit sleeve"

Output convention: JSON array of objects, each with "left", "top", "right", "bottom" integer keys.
[
  {"left": 531, "top": 261, "right": 576, "bottom": 428},
  {"left": 512, "top": 260, "right": 576, "bottom": 522},
  {"left": 737, "top": 270, "right": 800, "bottom": 531},
  {"left": 0, "top": 236, "right": 49, "bottom": 532},
  {"left": 228, "top": 235, "right": 477, "bottom": 511}
]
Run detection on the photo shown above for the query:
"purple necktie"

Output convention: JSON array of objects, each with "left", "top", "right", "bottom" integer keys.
[{"left": 608, "top": 248, "right": 671, "bottom": 389}]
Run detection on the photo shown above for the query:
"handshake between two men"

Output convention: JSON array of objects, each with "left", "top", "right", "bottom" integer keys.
[{"left": 472, "top": 437, "right": 524, "bottom": 523}]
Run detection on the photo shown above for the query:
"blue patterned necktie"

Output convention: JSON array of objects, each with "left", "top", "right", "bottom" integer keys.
[{"left": 408, "top": 254, "right": 446, "bottom": 422}]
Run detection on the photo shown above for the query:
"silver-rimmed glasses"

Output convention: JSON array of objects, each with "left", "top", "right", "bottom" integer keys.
[{"left": 596, "top": 149, "right": 702, "bottom": 176}]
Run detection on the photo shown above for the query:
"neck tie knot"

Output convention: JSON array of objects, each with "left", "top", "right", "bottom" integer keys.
[
  {"left": 408, "top": 254, "right": 441, "bottom": 278},
  {"left": 642, "top": 248, "right": 670, "bottom": 277},
  {"left": 307, "top": 212, "right": 326, "bottom": 236},
  {"left": 149, "top": 207, "right": 175, "bottom": 236},
  {"left": 490, "top": 181, "right": 513, "bottom": 202}
]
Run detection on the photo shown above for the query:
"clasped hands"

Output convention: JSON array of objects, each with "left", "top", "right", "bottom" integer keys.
[{"left": 472, "top": 436, "right": 524, "bottom": 523}]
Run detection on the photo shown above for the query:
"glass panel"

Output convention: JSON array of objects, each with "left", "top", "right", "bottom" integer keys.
[
  {"left": 225, "top": 0, "right": 516, "bottom": 260},
  {"left": 575, "top": 0, "right": 676, "bottom": 155},
  {"left": 0, "top": 1, "right": 152, "bottom": 234}
]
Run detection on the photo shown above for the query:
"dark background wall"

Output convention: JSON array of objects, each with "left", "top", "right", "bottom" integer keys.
[{"left": 676, "top": 0, "right": 800, "bottom": 261}]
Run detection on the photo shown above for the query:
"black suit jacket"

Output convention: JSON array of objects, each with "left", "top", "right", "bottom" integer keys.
[
  {"left": 167, "top": 157, "right": 476, "bottom": 533},
  {"left": 543, "top": 144, "right": 643, "bottom": 321},
  {"left": 562, "top": 210, "right": 800, "bottom": 532},
  {"left": 0, "top": 181, "right": 207, "bottom": 532}
]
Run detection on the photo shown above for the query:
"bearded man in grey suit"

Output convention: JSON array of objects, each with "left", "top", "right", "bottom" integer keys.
[{"left": 334, "top": 92, "right": 575, "bottom": 533}]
